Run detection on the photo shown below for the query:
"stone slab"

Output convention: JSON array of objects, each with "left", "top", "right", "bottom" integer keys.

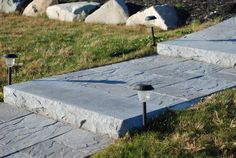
[
  {"left": 0, "top": 103, "right": 31, "bottom": 123},
  {"left": 0, "top": 114, "right": 72, "bottom": 157},
  {"left": 157, "top": 17, "right": 236, "bottom": 67},
  {"left": 0, "top": 103, "right": 112, "bottom": 158},
  {"left": 4, "top": 55, "right": 236, "bottom": 137}
]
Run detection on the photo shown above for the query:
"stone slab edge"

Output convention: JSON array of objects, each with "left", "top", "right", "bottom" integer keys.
[
  {"left": 4, "top": 86, "right": 164, "bottom": 138},
  {"left": 3, "top": 86, "right": 123, "bottom": 138},
  {"left": 3, "top": 86, "right": 206, "bottom": 138},
  {"left": 157, "top": 43, "right": 236, "bottom": 68}
]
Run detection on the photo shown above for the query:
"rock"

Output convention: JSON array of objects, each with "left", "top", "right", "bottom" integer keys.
[
  {"left": 0, "top": 0, "right": 32, "bottom": 13},
  {"left": 85, "top": 0, "right": 129, "bottom": 25},
  {"left": 126, "top": 5, "right": 178, "bottom": 30},
  {"left": 46, "top": 2, "right": 99, "bottom": 22},
  {"left": 23, "top": 0, "right": 58, "bottom": 17}
]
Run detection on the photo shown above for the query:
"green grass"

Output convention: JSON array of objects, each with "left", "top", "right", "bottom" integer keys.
[
  {"left": 93, "top": 89, "right": 236, "bottom": 158},
  {"left": 0, "top": 13, "right": 219, "bottom": 101}
]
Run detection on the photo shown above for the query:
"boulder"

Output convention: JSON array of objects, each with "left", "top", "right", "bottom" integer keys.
[
  {"left": 46, "top": 2, "right": 99, "bottom": 22},
  {"left": 85, "top": 0, "right": 129, "bottom": 25},
  {"left": 126, "top": 5, "right": 178, "bottom": 30},
  {"left": 0, "top": 0, "right": 32, "bottom": 13},
  {"left": 23, "top": 0, "right": 58, "bottom": 17}
]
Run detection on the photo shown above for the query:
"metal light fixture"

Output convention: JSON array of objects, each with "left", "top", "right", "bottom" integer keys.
[
  {"left": 145, "top": 16, "right": 157, "bottom": 47},
  {"left": 134, "top": 84, "right": 154, "bottom": 129},
  {"left": 3, "top": 54, "right": 17, "bottom": 85}
]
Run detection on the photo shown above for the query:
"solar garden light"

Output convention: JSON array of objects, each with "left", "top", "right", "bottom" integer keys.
[
  {"left": 3, "top": 54, "right": 17, "bottom": 85},
  {"left": 134, "top": 84, "right": 154, "bottom": 129},
  {"left": 145, "top": 16, "right": 157, "bottom": 47}
]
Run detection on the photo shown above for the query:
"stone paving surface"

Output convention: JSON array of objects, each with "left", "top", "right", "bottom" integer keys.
[
  {"left": 4, "top": 55, "right": 236, "bottom": 137},
  {"left": 0, "top": 103, "right": 112, "bottom": 158},
  {"left": 158, "top": 17, "right": 236, "bottom": 67}
]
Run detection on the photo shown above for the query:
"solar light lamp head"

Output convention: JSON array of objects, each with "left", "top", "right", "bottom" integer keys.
[
  {"left": 3, "top": 54, "right": 17, "bottom": 67},
  {"left": 145, "top": 16, "right": 157, "bottom": 27},
  {"left": 134, "top": 84, "right": 154, "bottom": 102}
]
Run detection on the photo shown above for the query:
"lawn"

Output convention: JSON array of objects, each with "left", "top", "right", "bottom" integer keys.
[
  {"left": 0, "top": 13, "right": 220, "bottom": 101},
  {"left": 93, "top": 89, "right": 236, "bottom": 158}
]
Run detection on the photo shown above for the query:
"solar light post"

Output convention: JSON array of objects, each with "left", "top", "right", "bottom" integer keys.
[
  {"left": 134, "top": 84, "right": 154, "bottom": 129},
  {"left": 3, "top": 54, "right": 17, "bottom": 85},
  {"left": 145, "top": 16, "right": 157, "bottom": 47}
]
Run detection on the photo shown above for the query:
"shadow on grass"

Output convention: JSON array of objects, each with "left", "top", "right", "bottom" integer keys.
[
  {"left": 148, "top": 110, "right": 178, "bottom": 136},
  {"left": 128, "top": 109, "right": 179, "bottom": 138},
  {"left": 110, "top": 48, "right": 138, "bottom": 57}
]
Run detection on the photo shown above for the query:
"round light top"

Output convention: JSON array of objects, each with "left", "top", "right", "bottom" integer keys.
[
  {"left": 134, "top": 84, "right": 154, "bottom": 91},
  {"left": 145, "top": 16, "right": 157, "bottom": 21},
  {"left": 3, "top": 54, "right": 17, "bottom": 59}
]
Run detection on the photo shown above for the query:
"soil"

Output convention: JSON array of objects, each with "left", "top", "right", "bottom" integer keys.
[{"left": 60, "top": 0, "right": 236, "bottom": 24}]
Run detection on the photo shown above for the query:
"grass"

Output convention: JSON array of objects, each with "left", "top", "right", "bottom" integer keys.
[
  {"left": 0, "top": 13, "right": 220, "bottom": 102},
  {"left": 93, "top": 89, "right": 236, "bottom": 158}
]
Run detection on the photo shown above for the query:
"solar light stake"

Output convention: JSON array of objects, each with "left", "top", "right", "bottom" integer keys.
[
  {"left": 3, "top": 54, "right": 17, "bottom": 85},
  {"left": 151, "top": 27, "right": 156, "bottom": 46},
  {"left": 143, "top": 101, "right": 147, "bottom": 128},
  {"left": 145, "top": 16, "right": 157, "bottom": 47},
  {"left": 134, "top": 84, "right": 154, "bottom": 129},
  {"left": 8, "top": 67, "right": 12, "bottom": 85}
]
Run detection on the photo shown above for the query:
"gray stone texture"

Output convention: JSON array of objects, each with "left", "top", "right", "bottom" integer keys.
[
  {"left": 0, "top": 103, "right": 31, "bottom": 123},
  {"left": 157, "top": 17, "right": 236, "bottom": 67},
  {"left": 23, "top": 0, "right": 58, "bottom": 17},
  {"left": 0, "top": 103, "right": 112, "bottom": 158},
  {"left": 4, "top": 55, "right": 236, "bottom": 137},
  {"left": 46, "top": 2, "right": 100, "bottom": 22},
  {"left": 0, "top": 0, "right": 31, "bottom": 13},
  {"left": 85, "top": 0, "right": 129, "bottom": 24}
]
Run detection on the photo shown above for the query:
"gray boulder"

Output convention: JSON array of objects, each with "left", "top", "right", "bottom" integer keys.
[
  {"left": 46, "top": 2, "right": 99, "bottom": 22},
  {"left": 126, "top": 5, "right": 178, "bottom": 30},
  {"left": 85, "top": 0, "right": 129, "bottom": 25},
  {"left": 23, "top": 0, "right": 58, "bottom": 17},
  {"left": 0, "top": 0, "right": 32, "bottom": 13}
]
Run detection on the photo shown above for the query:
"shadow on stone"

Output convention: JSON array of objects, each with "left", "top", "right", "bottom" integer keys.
[
  {"left": 209, "top": 39, "right": 236, "bottom": 42},
  {"left": 36, "top": 79, "right": 126, "bottom": 84},
  {"left": 126, "top": 3, "right": 144, "bottom": 16},
  {"left": 16, "top": 0, "right": 33, "bottom": 12},
  {"left": 175, "top": 39, "right": 236, "bottom": 42}
]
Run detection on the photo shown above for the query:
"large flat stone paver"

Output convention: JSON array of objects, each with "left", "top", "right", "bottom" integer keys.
[
  {"left": 4, "top": 55, "right": 236, "bottom": 137},
  {"left": 0, "top": 103, "right": 31, "bottom": 123},
  {"left": 0, "top": 103, "right": 112, "bottom": 158},
  {"left": 158, "top": 17, "right": 236, "bottom": 67}
]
